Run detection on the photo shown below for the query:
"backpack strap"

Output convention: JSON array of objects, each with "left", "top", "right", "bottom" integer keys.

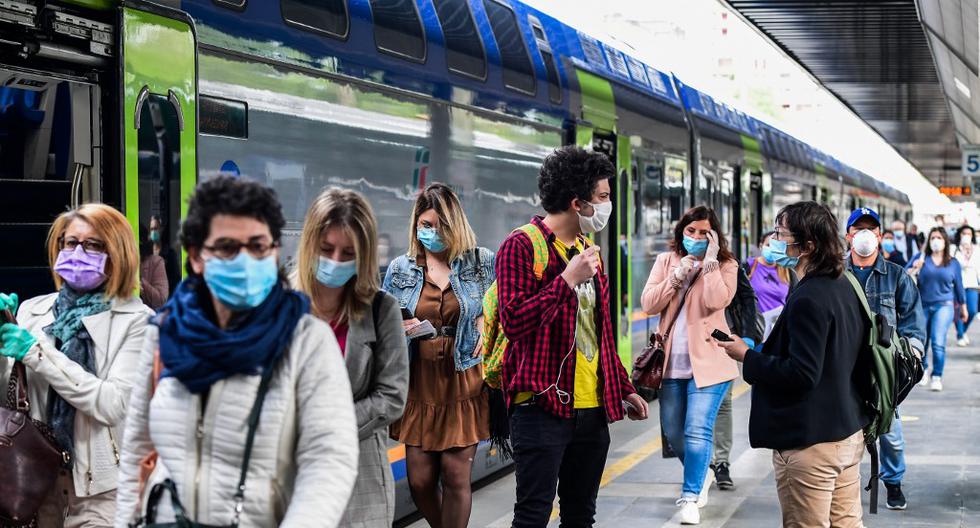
[
  {"left": 515, "top": 224, "right": 549, "bottom": 281},
  {"left": 371, "top": 290, "right": 385, "bottom": 329},
  {"left": 843, "top": 271, "right": 875, "bottom": 325}
]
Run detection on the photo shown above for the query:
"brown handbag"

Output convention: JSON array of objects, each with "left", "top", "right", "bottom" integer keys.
[
  {"left": 0, "top": 311, "right": 68, "bottom": 526},
  {"left": 631, "top": 271, "right": 701, "bottom": 390}
]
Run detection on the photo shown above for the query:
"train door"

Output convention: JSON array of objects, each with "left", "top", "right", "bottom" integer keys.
[
  {"left": 122, "top": 4, "right": 197, "bottom": 291},
  {"left": 743, "top": 169, "right": 764, "bottom": 258},
  {"left": 582, "top": 129, "right": 632, "bottom": 364}
]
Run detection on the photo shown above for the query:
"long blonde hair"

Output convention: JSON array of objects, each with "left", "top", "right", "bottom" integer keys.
[
  {"left": 47, "top": 204, "right": 139, "bottom": 299},
  {"left": 295, "top": 188, "right": 379, "bottom": 323},
  {"left": 407, "top": 183, "right": 477, "bottom": 262}
]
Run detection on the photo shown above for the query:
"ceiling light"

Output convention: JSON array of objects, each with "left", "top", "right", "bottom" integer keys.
[{"left": 955, "top": 76, "right": 972, "bottom": 98}]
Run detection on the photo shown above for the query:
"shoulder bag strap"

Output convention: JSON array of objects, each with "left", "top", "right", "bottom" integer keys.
[
  {"left": 229, "top": 356, "right": 279, "bottom": 527},
  {"left": 661, "top": 269, "right": 702, "bottom": 341}
]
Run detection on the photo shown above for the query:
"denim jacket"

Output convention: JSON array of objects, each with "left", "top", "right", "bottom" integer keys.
[
  {"left": 383, "top": 248, "right": 496, "bottom": 371},
  {"left": 846, "top": 255, "right": 926, "bottom": 352}
]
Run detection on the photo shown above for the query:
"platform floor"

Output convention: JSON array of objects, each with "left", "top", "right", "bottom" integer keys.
[{"left": 405, "top": 326, "right": 980, "bottom": 527}]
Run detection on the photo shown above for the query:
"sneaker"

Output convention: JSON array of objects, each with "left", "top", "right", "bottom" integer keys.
[
  {"left": 677, "top": 499, "right": 700, "bottom": 525},
  {"left": 965, "top": 335, "right": 971, "bottom": 345},
  {"left": 957, "top": 337, "right": 969, "bottom": 347},
  {"left": 918, "top": 373, "right": 931, "bottom": 387},
  {"left": 885, "top": 483, "right": 907, "bottom": 510},
  {"left": 930, "top": 377, "right": 943, "bottom": 392},
  {"left": 711, "top": 462, "right": 735, "bottom": 491}
]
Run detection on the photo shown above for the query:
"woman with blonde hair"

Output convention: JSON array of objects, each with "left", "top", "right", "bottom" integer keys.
[
  {"left": 383, "top": 182, "right": 495, "bottom": 528},
  {"left": 0, "top": 203, "right": 153, "bottom": 526},
  {"left": 294, "top": 188, "right": 408, "bottom": 527}
]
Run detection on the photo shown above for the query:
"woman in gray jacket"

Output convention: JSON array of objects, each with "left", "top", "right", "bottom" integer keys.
[
  {"left": 294, "top": 188, "right": 409, "bottom": 527},
  {"left": 0, "top": 203, "right": 152, "bottom": 527},
  {"left": 114, "top": 177, "right": 359, "bottom": 528}
]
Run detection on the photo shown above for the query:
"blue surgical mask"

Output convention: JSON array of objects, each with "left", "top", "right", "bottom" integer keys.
[
  {"left": 149, "top": 230, "right": 161, "bottom": 243},
  {"left": 882, "top": 239, "right": 896, "bottom": 253},
  {"left": 417, "top": 227, "right": 447, "bottom": 253},
  {"left": 316, "top": 256, "right": 357, "bottom": 288},
  {"left": 893, "top": 230, "right": 904, "bottom": 238},
  {"left": 761, "top": 246, "right": 777, "bottom": 264},
  {"left": 682, "top": 235, "right": 708, "bottom": 257},
  {"left": 203, "top": 252, "right": 279, "bottom": 311},
  {"left": 766, "top": 239, "right": 799, "bottom": 269}
]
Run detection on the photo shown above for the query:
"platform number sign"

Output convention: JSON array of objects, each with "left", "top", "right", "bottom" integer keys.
[{"left": 963, "top": 145, "right": 980, "bottom": 177}]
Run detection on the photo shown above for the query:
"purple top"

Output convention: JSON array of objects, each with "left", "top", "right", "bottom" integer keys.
[{"left": 746, "top": 258, "right": 790, "bottom": 313}]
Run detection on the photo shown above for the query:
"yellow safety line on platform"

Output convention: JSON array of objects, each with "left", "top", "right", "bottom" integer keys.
[{"left": 548, "top": 382, "right": 752, "bottom": 521}]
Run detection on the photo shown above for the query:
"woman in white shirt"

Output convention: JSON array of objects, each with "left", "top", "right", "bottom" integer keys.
[{"left": 954, "top": 225, "right": 980, "bottom": 346}]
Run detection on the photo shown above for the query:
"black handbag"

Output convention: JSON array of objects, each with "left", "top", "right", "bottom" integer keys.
[{"left": 130, "top": 360, "right": 276, "bottom": 528}]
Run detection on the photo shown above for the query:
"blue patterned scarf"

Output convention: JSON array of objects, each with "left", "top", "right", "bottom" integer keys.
[
  {"left": 44, "top": 287, "right": 111, "bottom": 459},
  {"left": 155, "top": 277, "right": 309, "bottom": 394}
]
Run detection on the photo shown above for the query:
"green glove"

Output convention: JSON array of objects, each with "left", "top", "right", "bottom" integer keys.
[
  {"left": 0, "top": 323, "right": 36, "bottom": 361},
  {"left": 0, "top": 293, "right": 18, "bottom": 315}
]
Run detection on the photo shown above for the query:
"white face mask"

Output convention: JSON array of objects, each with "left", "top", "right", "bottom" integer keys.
[
  {"left": 930, "top": 238, "right": 946, "bottom": 253},
  {"left": 577, "top": 200, "right": 612, "bottom": 234},
  {"left": 851, "top": 229, "right": 879, "bottom": 258}
]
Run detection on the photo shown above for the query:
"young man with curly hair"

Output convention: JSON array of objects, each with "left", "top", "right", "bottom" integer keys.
[{"left": 495, "top": 146, "right": 649, "bottom": 528}]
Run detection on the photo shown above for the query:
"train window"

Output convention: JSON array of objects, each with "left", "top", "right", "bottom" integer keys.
[
  {"left": 282, "top": 0, "right": 350, "bottom": 40},
  {"left": 212, "top": 0, "right": 246, "bottom": 10},
  {"left": 483, "top": 0, "right": 536, "bottom": 95},
  {"left": 200, "top": 95, "right": 248, "bottom": 139},
  {"left": 528, "top": 16, "right": 561, "bottom": 103},
  {"left": 369, "top": 0, "right": 426, "bottom": 62},
  {"left": 432, "top": 0, "right": 487, "bottom": 79}
]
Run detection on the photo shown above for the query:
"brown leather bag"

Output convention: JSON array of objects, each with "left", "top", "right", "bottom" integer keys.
[
  {"left": 0, "top": 310, "right": 68, "bottom": 526},
  {"left": 631, "top": 271, "right": 701, "bottom": 390}
]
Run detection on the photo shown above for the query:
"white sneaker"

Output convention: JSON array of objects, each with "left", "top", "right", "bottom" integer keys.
[
  {"left": 677, "top": 499, "right": 700, "bottom": 525},
  {"left": 930, "top": 377, "right": 943, "bottom": 392},
  {"left": 957, "top": 337, "right": 969, "bottom": 347},
  {"left": 918, "top": 373, "right": 931, "bottom": 387},
  {"left": 965, "top": 335, "right": 971, "bottom": 345}
]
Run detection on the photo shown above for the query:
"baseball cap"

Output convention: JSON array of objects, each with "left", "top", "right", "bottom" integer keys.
[{"left": 846, "top": 207, "right": 881, "bottom": 230}]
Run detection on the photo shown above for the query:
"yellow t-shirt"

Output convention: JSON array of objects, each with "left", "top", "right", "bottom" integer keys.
[{"left": 514, "top": 237, "right": 601, "bottom": 408}]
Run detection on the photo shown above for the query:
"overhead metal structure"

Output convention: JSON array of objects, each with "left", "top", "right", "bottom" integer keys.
[{"left": 724, "top": 0, "right": 974, "bottom": 193}]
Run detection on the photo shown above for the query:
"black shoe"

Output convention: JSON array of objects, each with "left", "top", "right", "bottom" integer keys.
[
  {"left": 885, "top": 483, "right": 907, "bottom": 510},
  {"left": 711, "top": 462, "right": 735, "bottom": 491}
]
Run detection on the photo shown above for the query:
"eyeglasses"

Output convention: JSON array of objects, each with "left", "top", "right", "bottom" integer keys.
[
  {"left": 203, "top": 239, "right": 279, "bottom": 260},
  {"left": 772, "top": 227, "right": 796, "bottom": 241},
  {"left": 60, "top": 237, "right": 106, "bottom": 255}
]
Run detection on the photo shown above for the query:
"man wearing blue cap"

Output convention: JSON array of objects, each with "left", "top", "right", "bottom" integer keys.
[{"left": 844, "top": 207, "right": 926, "bottom": 511}]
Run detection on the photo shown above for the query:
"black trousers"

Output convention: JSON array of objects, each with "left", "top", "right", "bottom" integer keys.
[{"left": 510, "top": 405, "right": 611, "bottom": 528}]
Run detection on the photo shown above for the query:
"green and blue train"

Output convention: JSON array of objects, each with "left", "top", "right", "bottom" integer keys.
[{"left": 0, "top": 0, "right": 911, "bottom": 520}]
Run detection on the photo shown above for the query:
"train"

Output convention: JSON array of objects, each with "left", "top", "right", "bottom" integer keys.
[{"left": 0, "top": 0, "right": 911, "bottom": 522}]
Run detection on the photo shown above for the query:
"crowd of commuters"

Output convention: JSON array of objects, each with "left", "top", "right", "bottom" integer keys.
[{"left": 0, "top": 142, "right": 970, "bottom": 527}]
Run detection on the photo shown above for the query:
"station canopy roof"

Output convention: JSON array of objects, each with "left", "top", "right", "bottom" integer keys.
[{"left": 724, "top": 0, "right": 977, "bottom": 192}]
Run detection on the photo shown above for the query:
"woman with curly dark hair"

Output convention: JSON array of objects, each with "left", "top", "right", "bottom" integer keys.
[
  {"left": 716, "top": 201, "right": 871, "bottom": 527},
  {"left": 115, "top": 176, "right": 358, "bottom": 527},
  {"left": 641, "top": 205, "right": 739, "bottom": 525}
]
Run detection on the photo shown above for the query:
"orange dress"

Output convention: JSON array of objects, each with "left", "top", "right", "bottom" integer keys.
[{"left": 389, "top": 263, "right": 489, "bottom": 451}]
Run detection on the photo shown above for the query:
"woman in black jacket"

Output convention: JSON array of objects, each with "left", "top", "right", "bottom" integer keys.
[{"left": 715, "top": 202, "right": 870, "bottom": 528}]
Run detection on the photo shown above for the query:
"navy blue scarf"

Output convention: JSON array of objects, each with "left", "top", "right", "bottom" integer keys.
[{"left": 155, "top": 277, "right": 310, "bottom": 393}]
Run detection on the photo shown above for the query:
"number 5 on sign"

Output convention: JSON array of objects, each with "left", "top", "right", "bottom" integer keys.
[{"left": 963, "top": 145, "right": 980, "bottom": 176}]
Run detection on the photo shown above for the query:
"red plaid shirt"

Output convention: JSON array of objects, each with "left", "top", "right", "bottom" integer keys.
[{"left": 496, "top": 216, "right": 635, "bottom": 421}]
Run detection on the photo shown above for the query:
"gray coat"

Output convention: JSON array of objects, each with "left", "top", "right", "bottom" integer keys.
[{"left": 339, "top": 292, "right": 409, "bottom": 528}]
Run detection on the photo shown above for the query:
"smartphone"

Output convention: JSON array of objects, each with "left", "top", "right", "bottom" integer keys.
[
  {"left": 711, "top": 329, "right": 733, "bottom": 342},
  {"left": 400, "top": 307, "right": 413, "bottom": 320}
]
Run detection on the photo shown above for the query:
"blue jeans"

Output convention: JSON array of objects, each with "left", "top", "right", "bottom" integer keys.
[
  {"left": 659, "top": 378, "right": 732, "bottom": 499},
  {"left": 923, "top": 301, "right": 955, "bottom": 377},
  {"left": 879, "top": 410, "right": 906, "bottom": 485},
  {"left": 955, "top": 288, "right": 980, "bottom": 339}
]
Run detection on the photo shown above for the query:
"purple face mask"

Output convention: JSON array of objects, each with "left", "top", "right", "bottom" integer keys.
[{"left": 54, "top": 245, "right": 108, "bottom": 291}]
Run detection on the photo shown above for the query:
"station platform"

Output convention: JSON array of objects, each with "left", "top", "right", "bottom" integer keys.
[{"left": 405, "top": 327, "right": 980, "bottom": 527}]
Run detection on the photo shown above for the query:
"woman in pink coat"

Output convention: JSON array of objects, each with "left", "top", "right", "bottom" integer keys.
[{"left": 642, "top": 206, "right": 739, "bottom": 525}]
